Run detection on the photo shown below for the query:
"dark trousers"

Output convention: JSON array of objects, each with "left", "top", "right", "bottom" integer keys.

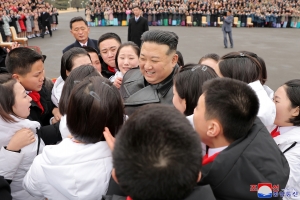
[
  {"left": 223, "top": 31, "right": 233, "bottom": 48},
  {"left": 41, "top": 22, "right": 52, "bottom": 37}
]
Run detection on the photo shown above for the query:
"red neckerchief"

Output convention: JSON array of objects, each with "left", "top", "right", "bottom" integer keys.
[
  {"left": 28, "top": 91, "right": 44, "bottom": 114},
  {"left": 271, "top": 126, "right": 280, "bottom": 138},
  {"left": 107, "top": 66, "right": 116, "bottom": 73},
  {"left": 202, "top": 152, "right": 220, "bottom": 165},
  {"left": 126, "top": 197, "right": 133, "bottom": 200}
]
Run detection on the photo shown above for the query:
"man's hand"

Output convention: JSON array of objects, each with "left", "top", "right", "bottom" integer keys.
[{"left": 6, "top": 128, "right": 35, "bottom": 151}]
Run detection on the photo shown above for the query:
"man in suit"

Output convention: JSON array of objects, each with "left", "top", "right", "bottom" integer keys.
[
  {"left": 63, "top": 16, "right": 99, "bottom": 53},
  {"left": 128, "top": 5, "right": 149, "bottom": 47},
  {"left": 40, "top": 7, "right": 52, "bottom": 38},
  {"left": 222, "top": 10, "right": 233, "bottom": 48}
]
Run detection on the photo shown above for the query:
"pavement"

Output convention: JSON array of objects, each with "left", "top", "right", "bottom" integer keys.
[{"left": 28, "top": 10, "right": 300, "bottom": 90}]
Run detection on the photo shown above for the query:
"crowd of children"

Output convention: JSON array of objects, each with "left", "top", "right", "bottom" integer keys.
[
  {"left": 0, "top": 25, "right": 300, "bottom": 200},
  {"left": 84, "top": 0, "right": 300, "bottom": 28},
  {"left": 0, "top": 0, "right": 58, "bottom": 42}
]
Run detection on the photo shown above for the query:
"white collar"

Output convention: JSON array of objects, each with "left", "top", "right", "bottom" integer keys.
[
  {"left": 135, "top": 16, "right": 140, "bottom": 20},
  {"left": 208, "top": 146, "right": 228, "bottom": 157},
  {"left": 279, "top": 126, "right": 295, "bottom": 135},
  {"left": 79, "top": 41, "right": 88, "bottom": 46}
]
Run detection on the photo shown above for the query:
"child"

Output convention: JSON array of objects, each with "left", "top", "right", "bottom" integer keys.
[
  {"left": 173, "top": 64, "right": 218, "bottom": 116},
  {"left": 52, "top": 47, "right": 92, "bottom": 107},
  {"left": 216, "top": 51, "right": 276, "bottom": 131},
  {"left": 1, "top": 10, "right": 11, "bottom": 42},
  {"left": 6, "top": 47, "right": 56, "bottom": 126},
  {"left": 18, "top": 10, "right": 26, "bottom": 38},
  {"left": 24, "top": 9, "right": 32, "bottom": 39},
  {"left": 110, "top": 42, "right": 139, "bottom": 89},
  {"left": 0, "top": 74, "right": 45, "bottom": 200},
  {"left": 33, "top": 10, "right": 40, "bottom": 37},
  {"left": 23, "top": 76, "right": 124, "bottom": 199},
  {"left": 198, "top": 53, "right": 220, "bottom": 71},
  {"left": 194, "top": 78, "right": 290, "bottom": 200},
  {"left": 58, "top": 65, "right": 100, "bottom": 139},
  {"left": 272, "top": 79, "right": 300, "bottom": 195},
  {"left": 85, "top": 7, "right": 91, "bottom": 26},
  {"left": 103, "top": 104, "right": 216, "bottom": 200}
]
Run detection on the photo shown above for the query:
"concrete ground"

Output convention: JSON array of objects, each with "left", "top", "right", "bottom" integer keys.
[{"left": 28, "top": 10, "right": 300, "bottom": 91}]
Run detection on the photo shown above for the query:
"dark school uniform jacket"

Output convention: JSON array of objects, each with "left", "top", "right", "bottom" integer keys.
[
  {"left": 103, "top": 184, "right": 216, "bottom": 200},
  {"left": 120, "top": 65, "right": 178, "bottom": 116},
  {"left": 127, "top": 16, "right": 149, "bottom": 47},
  {"left": 198, "top": 118, "right": 290, "bottom": 200},
  {"left": 62, "top": 38, "right": 99, "bottom": 53},
  {"left": 0, "top": 176, "right": 12, "bottom": 200},
  {"left": 28, "top": 84, "right": 55, "bottom": 127}
]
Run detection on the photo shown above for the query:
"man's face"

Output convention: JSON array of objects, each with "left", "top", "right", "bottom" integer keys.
[
  {"left": 139, "top": 42, "right": 177, "bottom": 85},
  {"left": 70, "top": 21, "right": 90, "bottom": 44},
  {"left": 99, "top": 38, "right": 120, "bottom": 68},
  {"left": 89, "top": 52, "right": 101, "bottom": 72},
  {"left": 133, "top": 7, "right": 140, "bottom": 16}
]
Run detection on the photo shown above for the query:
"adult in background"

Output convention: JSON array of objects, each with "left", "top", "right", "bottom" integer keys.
[
  {"left": 222, "top": 10, "right": 233, "bottom": 48},
  {"left": 40, "top": 7, "right": 52, "bottom": 38},
  {"left": 128, "top": 5, "right": 149, "bottom": 47},
  {"left": 120, "top": 30, "right": 179, "bottom": 116},
  {"left": 63, "top": 17, "right": 99, "bottom": 53}
]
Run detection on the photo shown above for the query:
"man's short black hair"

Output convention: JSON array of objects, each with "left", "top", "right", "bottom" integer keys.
[
  {"left": 5, "top": 47, "right": 44, "bottom": 75},
  {"left": 202, "top": 78, "right": 259, "bottom": 142},
  {"left": 70, "top": 16, "right": 88, "bottom": 29},
  {"left": 132, "top": 5, "right": 140, "bottom": 10},
  {"left": 113, "top": 104, "right": 202, "bottom": 200},
  {"left": 141, "top": 30, "right": 178, "bottom": 55},
  {"left": 97, "top": 32, "right": 122, "bottom": 47}
]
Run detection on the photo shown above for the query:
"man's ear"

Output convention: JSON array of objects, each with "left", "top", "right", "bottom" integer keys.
[
  {"left": 112, "top": 168, "right": 119, "bottom": 184},
  {"left": 207, "top": 119, "right": 221, "bottom": 138},
  {"left": 172, "top": 53, "right": 178, "bottom": 65},
  {"left": 12, "top": 73, "right": 20, "bottom": 81}
]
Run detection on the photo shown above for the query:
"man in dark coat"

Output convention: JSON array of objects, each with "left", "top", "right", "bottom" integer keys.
[
  {"left": 120, "top": 30, "right": 179, "bottom": 116},
  {"left": 40, "top": 7, "right": 52, "bottom": 38},
  {"left": 63, "top": 17, "right": 99, "bottom": 53},
  {"left": 127, "top": 5, "right": 149, "bottom": 47}
]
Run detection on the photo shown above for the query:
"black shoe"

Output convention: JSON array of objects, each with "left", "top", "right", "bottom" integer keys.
[
  {"left": 230, "top": 46, "right": 233, "bottom": 48},
  {"left": 50, "top": 35, "right": 52, "bottom": 37},
  {"left": 224, "top": 46, "right": 227, "bottom": 48}
]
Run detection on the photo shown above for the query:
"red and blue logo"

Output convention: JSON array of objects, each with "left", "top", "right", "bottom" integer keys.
[{"left": 250, "top": 183, "right": 298, "bottom": 198}]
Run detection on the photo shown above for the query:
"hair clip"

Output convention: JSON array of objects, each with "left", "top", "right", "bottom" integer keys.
[
  {"left": 74, "top": 80, "right": 80, "bottom": 84},
  {"left": 202, "top": 65, "right": 208, "bottom": 71},
  {"left": 89, "top": 91, "right": 101, "bottom": 102},
  {"left": 191, "top": 66, "right": 200, "bottom": 71},
  {"left": 240, "top": 53, "right": 245, "bottom": 57}
]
